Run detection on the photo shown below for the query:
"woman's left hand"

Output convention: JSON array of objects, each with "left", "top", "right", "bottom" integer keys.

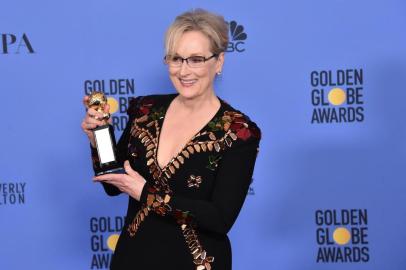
[{"left": 93, "top": 160, "right": 146, "bottom": 201}]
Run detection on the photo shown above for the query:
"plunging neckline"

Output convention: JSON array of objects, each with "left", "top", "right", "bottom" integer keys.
[{"left": 155, "top": 94, "right": 223, "bottom": 171}]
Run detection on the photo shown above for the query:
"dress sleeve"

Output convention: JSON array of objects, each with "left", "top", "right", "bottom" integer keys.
[
  {"left": 90, "top": 96, "right": 140, "bottom": 196},
  {"left": 140, "top": 135, "right": 261, "bottom": 234}
]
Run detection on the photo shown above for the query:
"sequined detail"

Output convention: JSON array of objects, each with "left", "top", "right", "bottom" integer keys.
[
  {"left": 187, "top": 175, "right": 202, "bottom": 188},
  {"left": 124, "top": 96, "right": 261, "bottom": 268},
  {"left": 127, "top": 206, "right": 149, "bottom": 237},
  {"left": 180, "top": 224, "right": 214, "bottom": 270},
  {"left": 126, "top": 97, "right": 257, "bottom": 184},
  {"left": 156, "top": 128, "right": 237, "bottom": 178},
  {"left": 146, "top": 187, "right": 172, "bottom": 216}
]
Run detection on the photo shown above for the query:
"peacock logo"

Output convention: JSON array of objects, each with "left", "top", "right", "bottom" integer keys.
[
  {"left": 227, "top": 21, "right": 247, "bottom": 53},
  {"left": 229, "top": 21, "right": 247, "bottom": 41}
]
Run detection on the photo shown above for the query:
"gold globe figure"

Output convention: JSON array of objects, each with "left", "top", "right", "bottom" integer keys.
[{"left": 88, "top": 91, "right": 110, "bottom": 120}]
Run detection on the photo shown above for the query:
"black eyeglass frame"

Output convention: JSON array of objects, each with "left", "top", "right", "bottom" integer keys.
[{"left": 164, "top": 54, "right": 219, "bottom": 67}]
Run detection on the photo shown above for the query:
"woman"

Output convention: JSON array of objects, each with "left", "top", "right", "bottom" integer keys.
[{"left": 81, "top": 8, "right": 261, "bottom": 270}]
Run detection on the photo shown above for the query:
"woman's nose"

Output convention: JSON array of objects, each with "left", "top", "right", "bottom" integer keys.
[{"left": 179, "top": 60, "right": 191, "bottom": 76}]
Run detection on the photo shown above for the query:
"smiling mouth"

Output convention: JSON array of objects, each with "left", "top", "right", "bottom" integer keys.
[{"left": 179, "top": 78, "right": 197, "bottom": 87}]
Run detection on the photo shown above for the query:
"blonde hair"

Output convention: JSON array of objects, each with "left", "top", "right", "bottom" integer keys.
[{"left": 165, "top": 8, "right": 229, "bottom": 56}]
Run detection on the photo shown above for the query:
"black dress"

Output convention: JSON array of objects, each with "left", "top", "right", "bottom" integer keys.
[{"left": 91, "top": 93, "right": 261, "bottom": 270}]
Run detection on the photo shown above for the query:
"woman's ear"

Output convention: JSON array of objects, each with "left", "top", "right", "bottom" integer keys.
[{"left": 216, "top": 52, "right": 225, "bottom": 74}]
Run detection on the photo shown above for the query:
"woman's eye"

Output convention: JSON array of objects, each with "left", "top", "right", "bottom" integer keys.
[
  {"left": 172, "top": 56, "right": 182, "bottom": 62},
  {"left": 189, "top": 57, "right": 204, "bottom": 63}
]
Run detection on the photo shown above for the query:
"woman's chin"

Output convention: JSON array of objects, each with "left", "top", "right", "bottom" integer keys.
[{"left": 175, "top": 87, "right": 201, "bottom": 99}]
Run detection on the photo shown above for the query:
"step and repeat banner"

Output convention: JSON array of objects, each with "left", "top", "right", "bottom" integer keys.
[{"left": 1, "top": 0, "right": 406, "bottom": 269}]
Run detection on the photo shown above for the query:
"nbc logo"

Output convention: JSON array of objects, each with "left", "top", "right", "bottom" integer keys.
[{"left": 227, "top": 21, "right": 247, "bottom": 53}]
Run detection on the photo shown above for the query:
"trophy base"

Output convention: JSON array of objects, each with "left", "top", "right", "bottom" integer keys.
[{"left": 95, "top": 167, "right": 125, "bottom": 176}]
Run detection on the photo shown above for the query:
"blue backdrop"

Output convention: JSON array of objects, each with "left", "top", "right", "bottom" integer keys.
[{"left": 1, "top": 0, "right": 406, "bottom": 269}]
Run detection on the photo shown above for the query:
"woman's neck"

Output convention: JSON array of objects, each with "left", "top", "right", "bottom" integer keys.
[{"left": 175, "top": 90, "right": 220, "bottom": 114}]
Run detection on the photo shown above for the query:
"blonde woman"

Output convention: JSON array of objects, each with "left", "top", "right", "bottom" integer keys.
[{"left": 82, "top": 8, "right": 261, "bottom": 270}]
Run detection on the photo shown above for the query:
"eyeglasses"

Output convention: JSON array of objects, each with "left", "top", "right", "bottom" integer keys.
[{"left": 164, "top": 54, "right": 218, "bottom": 68}]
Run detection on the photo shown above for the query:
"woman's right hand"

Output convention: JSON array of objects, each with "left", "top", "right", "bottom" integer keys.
[{"left": 81, "top": 95, "right": 111, "bottom": 147}]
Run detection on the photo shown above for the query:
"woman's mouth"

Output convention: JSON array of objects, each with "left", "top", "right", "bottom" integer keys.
[{"left": 179, "top": 78, "right": 197, "bottom": 87}]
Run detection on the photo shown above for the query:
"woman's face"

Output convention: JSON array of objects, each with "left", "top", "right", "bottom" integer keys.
[{"left": 167, "top": 31, "right": 224, "bottom": 100}]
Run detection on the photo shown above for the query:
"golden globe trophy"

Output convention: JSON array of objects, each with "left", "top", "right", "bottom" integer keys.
[{"left": 88, "top": 91, "right": 124, "bottom": 175}]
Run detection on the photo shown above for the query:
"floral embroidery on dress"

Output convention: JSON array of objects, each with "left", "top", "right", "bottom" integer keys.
[
  {"left": 128, "top": 96, "right": 165, "bottom": 123},
  {"left": 187, "top": 175, "right": 203, "bottom": 188},
  {"left": 126, "top": 95, "right": 260, "bottom": 270},
  {"left": 208, "top": 110, "right": 261, "bottom": 141},
  {"left": 206, "top": 155, "right": 222, "bottom": 171}
]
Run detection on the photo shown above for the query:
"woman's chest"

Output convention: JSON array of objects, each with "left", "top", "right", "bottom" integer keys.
[{"left": 127, "top": 119, "right": 228, "bottom": 198}]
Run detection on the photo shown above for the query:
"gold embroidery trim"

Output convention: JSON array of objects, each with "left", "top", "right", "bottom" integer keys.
[
  {"left": 127, "top": 206, "right": 149, "bottom": 237},
  {"left": 127, "top": 116, "right": 239, "bottom": 237},
  {"left": 146, "top": 192, "right": 172, "bottom": 216},
  {"left": 127, "top": 108, "right": 257, "bottom": 268},
  {"left": 157, "top": 129, "right": 238, "bottom": 179},
  {"left": 181, "top": 224, "right": 214, "bottom": 270}
]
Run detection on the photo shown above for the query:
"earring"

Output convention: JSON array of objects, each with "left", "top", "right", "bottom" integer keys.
[{"left": 217, "top": 71, "right": 222, "bottom": 75}]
